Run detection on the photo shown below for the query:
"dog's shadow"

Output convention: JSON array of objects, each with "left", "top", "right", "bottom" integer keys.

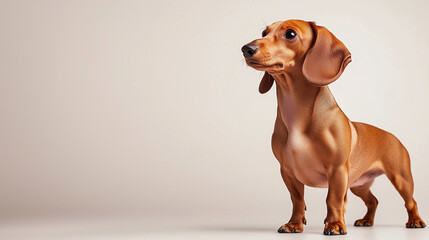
[
  {"left": 190, "top": 225, "right": 323, "bottom": 235},
  {"left": 191, "top": 224, "right": 414, "bottom": 236}
]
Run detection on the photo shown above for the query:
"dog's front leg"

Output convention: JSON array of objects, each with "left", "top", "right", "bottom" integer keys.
[
  {"left": 324, "top": 165, "right": 348, "bottom": 235},
  {"left": 278, "top": 167, "right": 306, "bottom": 233}
]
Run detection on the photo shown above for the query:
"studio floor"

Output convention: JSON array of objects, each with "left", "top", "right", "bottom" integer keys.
[{"left": 1, "top": 216, "right": 428, "bottom": 240}]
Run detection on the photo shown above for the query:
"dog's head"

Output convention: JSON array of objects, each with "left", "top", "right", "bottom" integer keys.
[{"left": 242, "top": 19, "right": 351, "bottom": 93}]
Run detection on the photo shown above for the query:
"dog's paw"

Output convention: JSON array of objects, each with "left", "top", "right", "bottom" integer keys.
[
  {"left": 406, "top": 218, "right": 426, "bottom": 228},
  {"left": 354, "top": 218, "right": 373, "bottom": 227},
  {"left": 277, "top": 220, "right": 305, "bottom": 233},
  {"left": 323, "top": 222, "right": 347, "bottom": 235}
]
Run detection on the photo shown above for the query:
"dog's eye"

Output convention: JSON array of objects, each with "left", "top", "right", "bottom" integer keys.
[
  {"left": 285, "top": 29, "right": 297, "bottom": 40},
  {"left": 262, "top": 30, "right": 267, "bottom": 37}
]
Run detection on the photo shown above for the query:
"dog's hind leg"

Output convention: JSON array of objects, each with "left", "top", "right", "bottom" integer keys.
[
  {"left": 277, "top": 168, "right": 306, "bottom": 233},
  {"left": 383, "top": 145, "right": 426, "bottom": 228},
  {"left": 351, "top": 180, "right": 378, "bottom": 227}
]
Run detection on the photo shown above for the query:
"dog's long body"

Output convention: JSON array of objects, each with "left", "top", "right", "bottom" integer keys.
[{"left": 242, "top": 19, "right": 425, "bottom": 235}]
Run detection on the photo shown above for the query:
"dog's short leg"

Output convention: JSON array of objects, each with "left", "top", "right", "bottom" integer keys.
[
  {"left": 324, "top": 165, "right": 348, "bottom": 235},
  {"left": 351, "top": 180, "right": 378, "bottom": 227},
  {"left": 384, "top": 153, "right": 426, "bottom": 228},
  {"left": 277, "top": 168, "right": 306, "bottom": 233}
]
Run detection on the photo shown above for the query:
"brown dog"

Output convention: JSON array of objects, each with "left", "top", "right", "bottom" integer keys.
[{"left": 241, "top": 19, "right": 426, "bottom": 235}]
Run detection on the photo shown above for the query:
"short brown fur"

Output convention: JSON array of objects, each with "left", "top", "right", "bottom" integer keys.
[{"left": 242, "top": 19, "right": 425, "bottom": 235}]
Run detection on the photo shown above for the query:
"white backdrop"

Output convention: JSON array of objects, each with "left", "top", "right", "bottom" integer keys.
[{"left": 1, "top": 0, "right": 428, "bottom": 235}]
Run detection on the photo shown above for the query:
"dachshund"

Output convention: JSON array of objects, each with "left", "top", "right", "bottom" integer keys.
[{"left": 241, "top": 19, "right": 425, "bottom": 235}]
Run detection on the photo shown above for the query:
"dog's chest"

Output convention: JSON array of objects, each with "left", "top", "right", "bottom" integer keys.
[{"left": 278, "top": 132, "right": 328, "bottom": 188}]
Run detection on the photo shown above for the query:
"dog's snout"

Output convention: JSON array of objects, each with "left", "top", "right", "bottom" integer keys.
[{"left": 241, "top": 44, "right": 258, "bottom": 58}]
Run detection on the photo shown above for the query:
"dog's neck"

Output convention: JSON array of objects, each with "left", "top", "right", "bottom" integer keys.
[{"left": 272, "top": 72, "right": 337, "bottom": 131}]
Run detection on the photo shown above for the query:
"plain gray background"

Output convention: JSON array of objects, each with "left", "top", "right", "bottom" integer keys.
[{"left": 0, "top": 0, "right": 429, "bottom": 239}]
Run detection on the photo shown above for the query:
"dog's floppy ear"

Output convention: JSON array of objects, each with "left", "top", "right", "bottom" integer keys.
[
  {"left": 302, "top": 22, "right": 351, "bottom": 86},
  {"left": 259, "top": 72, "right": 274, "bottom": 94}
]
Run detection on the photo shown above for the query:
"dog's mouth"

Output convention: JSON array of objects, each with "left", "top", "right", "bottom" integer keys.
[{"left": 247, "top": 60, "right": 283, "bottom": 70}]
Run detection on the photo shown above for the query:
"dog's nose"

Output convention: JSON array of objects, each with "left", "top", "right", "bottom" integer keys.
[{"left": 241, "top": 44, "right": 258, "bottom": 58}]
